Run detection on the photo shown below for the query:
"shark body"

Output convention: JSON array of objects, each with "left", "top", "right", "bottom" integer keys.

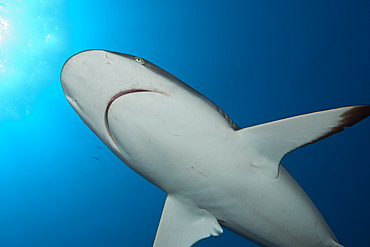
[{"left": 61, "top": 50, "right": 370, "bottom": 247}]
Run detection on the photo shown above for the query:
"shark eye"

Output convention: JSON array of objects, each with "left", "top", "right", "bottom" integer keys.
[{"left": 134, "top": 57, "right": 145, "bottom": 65}]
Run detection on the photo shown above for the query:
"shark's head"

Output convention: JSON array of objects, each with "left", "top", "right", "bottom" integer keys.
[{"left": 60, "top": 50, "right": 213, "bottom": 152}]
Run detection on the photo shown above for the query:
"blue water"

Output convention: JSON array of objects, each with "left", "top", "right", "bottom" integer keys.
[{"left": 1, "top": 1, "right": 369, "bottom": 246}]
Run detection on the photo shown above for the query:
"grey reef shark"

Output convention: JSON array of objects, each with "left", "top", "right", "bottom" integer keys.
[{"left": 61, "top": 50, "right": 370, "bottom": 247}]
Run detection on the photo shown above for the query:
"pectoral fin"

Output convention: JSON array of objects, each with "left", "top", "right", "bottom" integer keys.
[
  {"left": 238, "top": 105, "right": 370, "bottom": 179},
  {"left": 153, "top": 195, "right": 222, "bottom": 247}
]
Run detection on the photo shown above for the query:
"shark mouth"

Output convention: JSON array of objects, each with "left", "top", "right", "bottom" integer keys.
[{"left": 104, "top": 89, "right": 165, "bottom": 145}]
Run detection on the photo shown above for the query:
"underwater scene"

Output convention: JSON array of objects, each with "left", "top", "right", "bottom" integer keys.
[{"left": 0, "top": 1, "right": 369, "bottom": 246}]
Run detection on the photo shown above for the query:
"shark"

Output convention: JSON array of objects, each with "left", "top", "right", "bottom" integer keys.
[{"left": 60, "top": 50, "right": 370, "bottom": 247}]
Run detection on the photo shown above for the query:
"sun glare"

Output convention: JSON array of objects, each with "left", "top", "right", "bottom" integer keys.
[
  {"left": 0, "top": 0, "right": 67, "bottom": 121},
  {"left": 0, "top": 17, "right": 9, "bottom": 41},
  {"left": 0, "top": 17, "right": 9, "bottom": 72},
  {"left": 0, "top": 2, "right": 10, "bottom": 74},
  {"left": 0, "top": 0, "right": 66, "bottom": 77}
]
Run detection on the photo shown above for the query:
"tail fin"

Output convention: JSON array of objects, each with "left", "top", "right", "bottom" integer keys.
[{"left": 237, "top": 105, "right": 370, "bottom": 178}]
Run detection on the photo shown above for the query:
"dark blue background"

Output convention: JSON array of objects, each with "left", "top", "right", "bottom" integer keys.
[{"left": 0, "top": 1, "right": 369, "bottom": 246}]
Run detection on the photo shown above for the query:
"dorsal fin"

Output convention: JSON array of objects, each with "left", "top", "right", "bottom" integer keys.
[{"left": 237, "top": 105, "right": 370, "bottom": 178}]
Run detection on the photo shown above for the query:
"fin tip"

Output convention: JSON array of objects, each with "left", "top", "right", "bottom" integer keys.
[{"left": 340, "top": 105, "right": 370, "bottom": 127}]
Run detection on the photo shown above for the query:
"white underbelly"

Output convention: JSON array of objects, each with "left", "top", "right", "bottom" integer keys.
[{"left": 197, "top": 164, "right": 339, "bottom": 247}]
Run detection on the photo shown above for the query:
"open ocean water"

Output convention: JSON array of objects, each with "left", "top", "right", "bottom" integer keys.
[{"left": 0, "top": 1, "right": 369, "bottom": 246}]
